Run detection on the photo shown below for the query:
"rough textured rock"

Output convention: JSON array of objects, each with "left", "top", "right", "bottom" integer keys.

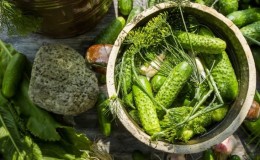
[{"left": 29, "top": 44, "right": 99, "bottom": 115}]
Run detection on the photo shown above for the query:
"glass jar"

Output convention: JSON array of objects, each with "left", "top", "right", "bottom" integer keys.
[{"left": 15, "top": 0, "right": 113, "bottom": 38}]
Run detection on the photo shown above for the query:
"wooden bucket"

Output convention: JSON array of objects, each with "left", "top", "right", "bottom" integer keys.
[{"left": 106, "top": 2, "right": 256, "bottom": 153}]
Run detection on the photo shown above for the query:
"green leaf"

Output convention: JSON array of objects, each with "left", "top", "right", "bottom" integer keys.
[
  {"left": 0, "top": 95, "right": 42, "bottom": 160},
  {"left": 0, "top": 40, "right": 18, "bottom": 85},
  {"left": 13, "top": 78, "right": 62, "bottom": 141},
  {"left": 37, "top": 127, "right": 92, "bottom": 160},
  {"left": 0, "top": 97, "right": 22, "bottom": 155}
]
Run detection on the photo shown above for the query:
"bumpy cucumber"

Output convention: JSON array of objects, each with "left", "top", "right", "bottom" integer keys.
[
  {"left": 240, "top": 21, "right": 260, "bottom": 45},
  {"left": 95, "top": 17, "right": 126, "bottom": 44},
  {"left": 226, "top": 8, "right": 260, "bottom": 28},
  {"left": 121, "top": 50, "right": 133, "bottom": 95},
  {"left": 217, "top": 0, "right": 238, "bottom": 15},
  {"left": 118, "top": 0, "right": 133, "bottom": 16},
  {"left": 132, "top": 76, "right": 160, "bottom": 135},
  {"left": 155, "top": 61, "right": 193, "bottom": 109},
  {"left": 124, "top": 91, "right": 135, "bottom": 109},
  {"left": 201, "top": 52, "right": 238, "bottom": 102},
  {"left": 151, "top": 74, "right": 167, "bottom": 93},
  {"left": 176, "top": 31, "right": 226, "bottom": 54},
  {"left": 96, "top": 93, "right": 111, "bottom": 137},
  {"left": 211, "top": 105, "right": 228, "bottom": 122},
  {"left": 198, "top": 27, "right": 238, "bottom": 102},
  {"left": 2, "top": 53, "right": 26, "bottom": 98},
  {"left": 126, "top": 6, "right": 144, "bottom": 24}
]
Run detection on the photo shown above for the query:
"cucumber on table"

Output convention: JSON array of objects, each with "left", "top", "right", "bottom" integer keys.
[
  {"left": 240, "top": 21, "right": 260, "bottom": 45},
  {"left": 132, "top": 76, "right": 160, "bottom": 135},
  {"left": 202, "top": 149, "right": 215, "bottom": 160},
  {"left": 126, "top": 6, "right": 144, "bottom": 24},
  {"left": 94, "top": 17, "right": 126, "bottom": 44},
  {"left": 96, "top": 93, "right": 112, "bottom": 137},
  {"left": 226, "top": 8, "right": 260, "bottom": 28},
  {"left": 2, "top": 52, "right": 26, "bottom": 98},
  {"left": 217, "top": 0, "right": 238, "bottom": 15},
  {"left": 118, "top": 0, "right": 133, "bottom": 16}
]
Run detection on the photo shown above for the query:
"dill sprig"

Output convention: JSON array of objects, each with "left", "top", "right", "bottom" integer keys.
[
  {"left": 0, "top": 0, "right": 42, "bottom": 35},
  {"left": 124, "top": 12, "right": 171, "bottom": 50}
]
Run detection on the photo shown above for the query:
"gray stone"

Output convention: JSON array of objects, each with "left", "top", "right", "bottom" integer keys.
[{"left": 29, "top": 44, "right": 99, "bottom": 115}]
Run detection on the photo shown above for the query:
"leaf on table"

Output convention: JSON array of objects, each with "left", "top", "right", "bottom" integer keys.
[
  {"left": 27, "top": 115, "right": 61, "bottom": 141},
  {"left": 0, "top": 100, "right": 43, "bottom": 159},
  {"left": 37, "top": 127, "right": 92, "bottom": 160}
]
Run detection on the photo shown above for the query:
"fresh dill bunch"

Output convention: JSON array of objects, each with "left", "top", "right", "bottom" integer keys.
[
  {"left": 0, "top": 0, "right": 42, "bottom": 35},
  {"left": 124, "top": 12, "right": 171, "bottom": 50}
]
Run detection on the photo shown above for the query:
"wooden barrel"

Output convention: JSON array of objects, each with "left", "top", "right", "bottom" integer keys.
[
  {"left": 15, "top": 0, "right": 112, "bottom": 38},
  {"left": 106, "top": 2, "right": 256, "bottom": 154}
]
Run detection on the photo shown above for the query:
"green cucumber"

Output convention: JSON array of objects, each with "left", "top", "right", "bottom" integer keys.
[
  {"left": 95, "top": 17, "right": 126, "bottom": 44},
  {"left": 198, "top": 27, "right": 238, "bottom": 102},
  {"left": 155, "top": 61, "right": 193, "bottom": 109},
  {"left": 218, "top": 0, "right": 238, "bottom": 15},
  {"left": 226, "top": 8, "right": 260, "bottom": 28},
  {"left": 202, "top": 149, "right": 215, "bottom": 160},
  {"left": 126, "top": 6, "right": 144, "bottom": 24},
  {"left": 211, "top": 105, "right": 228, "bottom": 122},
  {"left": 121, "top": 50, "right": 133, "bottom": 95},
  {"left": 240, "top": 21, "right": 260, "bottom": 45},
  {"left": 201, "top": 51, "right": 239, "bottom": 102},
  {"left": 137, "top": 76, "right": 153, "bottom": 97},
  {"left": 123, "top": 91, "right": 135, "bottom": 109},
  {"left": 2, "top": 53, "right": 26, "bottom": 98},
  {"left": 96, "top": 93, "right": 111, "bottom": 137},
  {"left": 176, "top": 31, "right": 226, "bottom": 54},
  {"left": 151, "top": 74, "right": 167, "bottom": 93},
  {"left": 118, "top": 0, "right": 133, "bottom": 16},
  {"left": 132, "top": 76, "right": 160, "bottom": 135}
]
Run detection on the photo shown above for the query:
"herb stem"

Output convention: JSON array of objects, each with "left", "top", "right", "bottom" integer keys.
[{"left": 0, "top": 40, "right": 13, "bottom": 57}]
